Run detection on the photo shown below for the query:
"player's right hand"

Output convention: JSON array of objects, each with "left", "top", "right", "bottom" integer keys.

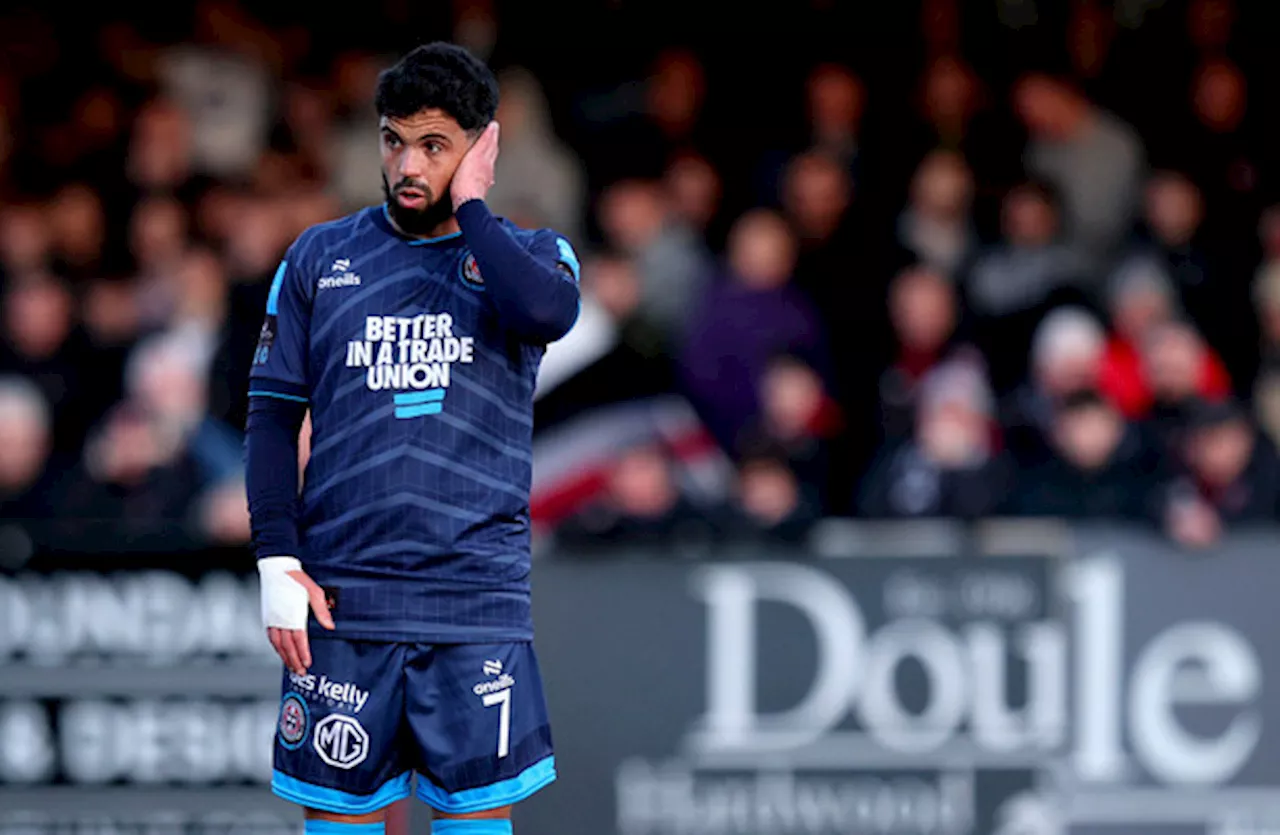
[{"left": 258, "top": 556, "right": 335, "bottom": 675}]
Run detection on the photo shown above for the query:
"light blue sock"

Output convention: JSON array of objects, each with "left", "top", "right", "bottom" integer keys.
[
  {"left": 431, "top": 820, "right": 513, "bottom": 835},
  {"left": 305, "top": 820, "right": 386, "bottom": 835}
]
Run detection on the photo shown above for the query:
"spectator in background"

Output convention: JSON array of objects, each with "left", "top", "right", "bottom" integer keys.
[
  {"left": 46, "top": 183, "right": 107, "bottom": 282},
  {"left": 859, "top": 360, "right": 1013, "bottom": 519},
  {"left": 533, "top": 249, "right": 679, "bottom": 442},
  {"left": 776, "top": 147, "right": 885, "bottom": 493},
  {"left": 778, "top": 152, "right": 863, "bottom": 323},
  {"left": 1252, "top": 261, "right": 1280, "bottom": 448},
  {"left": 1165, "top": 399, "right": 1280, "bottom": 548},
  {"left": 0, "top": 376, "right": 56, "bottom": 520},
  {"left": 1258, "top": 204, "right": 1280, "bottom": 297},
  {"left": 918, "top": 54, "right": 980, "bottom": 151},
  {"left": 596, "top": 178, "right": 711, "bottom": 342},
  {"left": 964, "top": 179, "right": 1090, "bottom": 391},
  {"left": 125, "top": 98, "right": 196, "bottom": 196},
  {"left": 0, "top": 203, "right": 53, "bottom": 281},
  {"left": 728, "top": 446, "right": 820, "bottom": 545},
  {"left": 1003, "top": 306, "right": 1107, "bottom": 466},
  {"left": 487, "top": 67, "right": 585, "bottom": 240},
  {"left": 78, "top": 276, "right": 142, "bottom": 437},
  {"left": 1013, "top": 70, "right": 1145, "bottom": 269},
  {"left": 130, "top": 196, "right": 192, "bottom": 326},
  {"left": 329, "top": 51, "right": 389, "bottom": 212},
  {"left": 51, "top": 401, "right": 204, "bottom": 543},
  {"left": 662, "top": 151, "right": 722, "bottom": 242},
  {"left": 1185, "top": 0, "right": 1236, "bottom": 50},
  {"left": 579, "top": 249, "right": 666, "bottom": 362},
  {"left": 905, "top": 53, "right": 1023, "bottom": 203},
  {"left": 804, "top": 63, "right": 864, "bottom": 178},
  {"left": 211, "top": 199, "right": 290, "bottom": 428},
  {"left": 643, "top": 48, "right": 707, "bottom": 157},
  {"left": 1098, "top": 255, "right": 1230, "bottom": 419},
  {"left": 1142, "top": 318, "right": 1231, "bottom": 456},
  {"left": 757, "top": 64, "right": 865, "bottom": 201},
  {"left": 1185, "top": 55, "right": 1264, "bottom": 251},
  {"left": 880, "top": 264, "right": 981, "bottom": 440},
  {"left": 264, "top": 81, "right": 334, "bottom": 189},
  {"left": 123, "top": 329, "right": 242, "bottom": 488},
  {"left": 555, "top": 443, "right": 720, "bottom": 553},
  {"left": 129, "top": 195, "right": 189, "bottom": 281},
  {"left": 1134, "top": 170, "right": 1254, "bottom": 385},
  {"left": 578, "top": 48, "right": 709, "bottom": 184},
  {"left": 1013, "top": 389, "right": 1163, "bottom": 519},
  {"left": 782, "top": 150, "right": 855, "bottom": 264},
  {"left": 738, "top": 354, "right": 841, "bottom": 510},
  {"left": 895, "top": 149, "right": 978, "bottom": 277},
  {"left": 155, "top": 0, "right": 274, "bottom": 181},
  {"left": 171, "top": 246, "right": 230, "bottom": 350},
  {"left": 81, "top": 276, "right": 141, "bottom": 354},
  {"left": 534, "top": 258, "right": 619, "bottom": 400},
  {"left": 682, "top": 209, "right": 827, "bottom": 451},
  {"left": 0, "top": 274, "right": 90, "bottom": 455},
  {"left": 62, "top": 86, "right": 129, "bottom": 186}
]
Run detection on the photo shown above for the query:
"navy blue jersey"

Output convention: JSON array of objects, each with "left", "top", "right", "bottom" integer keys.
[{"left": 249, "top": 205, "right": 580, "bottom": 642}]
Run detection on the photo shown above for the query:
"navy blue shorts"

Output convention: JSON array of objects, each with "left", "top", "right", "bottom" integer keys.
[{"left": 271, "top": 639, "right": 555, "bottom": 816}]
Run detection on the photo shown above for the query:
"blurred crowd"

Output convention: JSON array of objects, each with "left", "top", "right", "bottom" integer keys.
[{"left": 2, "top": 0, "right": 1280, "bottom": 560}]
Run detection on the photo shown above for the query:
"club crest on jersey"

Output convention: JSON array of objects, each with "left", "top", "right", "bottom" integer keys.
[
  {"left": 459, "top": 251, "right": 485, "bottom": 290},
  {"left": 277, "top": 693, "right": 308, "bottom": 749}
]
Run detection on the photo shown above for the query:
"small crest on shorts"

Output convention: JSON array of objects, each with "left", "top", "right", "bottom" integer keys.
[
  {"left": 278, "top": 692, "right": 309, "bottom": 749},
  {"left": 459, "top": 251, "right": 485, "bottom": 290}
]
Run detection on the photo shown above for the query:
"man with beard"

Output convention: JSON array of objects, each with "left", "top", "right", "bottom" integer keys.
[{"left": 244, "top": 43, "right": 579, "bottom": 835}]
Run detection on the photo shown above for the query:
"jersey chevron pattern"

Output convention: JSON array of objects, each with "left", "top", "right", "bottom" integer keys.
[{"left": 249, "top": 206, "right": 580, "bottom": 642}]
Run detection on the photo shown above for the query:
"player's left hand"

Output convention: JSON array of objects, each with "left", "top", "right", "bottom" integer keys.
[{"left": 450, "top": 121, "right": 500, "bottom": 210}]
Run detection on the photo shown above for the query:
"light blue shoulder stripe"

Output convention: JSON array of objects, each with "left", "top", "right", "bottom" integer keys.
[
  {"left": 555, "top": 237, "right": 580, "bottom": 281},
  {"left": 266, "top": 260, "right": 288, "bottom": 315}
]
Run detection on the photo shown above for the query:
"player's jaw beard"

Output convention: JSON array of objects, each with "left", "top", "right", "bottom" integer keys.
[{"left": 382, "top": 174, "right": 455, "bottom": 237}]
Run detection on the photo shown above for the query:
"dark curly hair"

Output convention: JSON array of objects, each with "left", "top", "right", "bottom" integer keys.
[{"left": 374, "top": 42, "right": 499, "bottom": 133}]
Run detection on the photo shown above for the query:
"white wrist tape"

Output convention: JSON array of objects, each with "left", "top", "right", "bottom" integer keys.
[{"left": 258, "top": 556, "right": 309, "bottom": 630}]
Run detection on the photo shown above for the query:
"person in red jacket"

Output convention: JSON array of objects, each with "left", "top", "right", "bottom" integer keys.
[{"left": 1098, "top": 256, "right": 1231, "bottom": 418}]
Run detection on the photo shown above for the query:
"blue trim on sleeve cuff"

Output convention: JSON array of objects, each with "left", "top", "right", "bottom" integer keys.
[
  {"left": 305, "top": 821, "right": 386, "bottom": 835},
  {"left": 248, "top": 390, "right": 309, "bottom": 403},
  {"left": 247, "top": 376, "right": 310, "bottom": 401},
  {"left": 416, "top": 755, "right": 556, "bottom": 814},
  {"left": 272, "top": 770, "right": 412, "bottom": 815},
  {"left": 431, "top": 820, "right": 512, "bottom": 834}
]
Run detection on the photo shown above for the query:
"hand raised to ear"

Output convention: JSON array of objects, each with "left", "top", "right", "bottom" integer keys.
[{"left": 451, "top": 122, "right": 500, "bottom": 211}]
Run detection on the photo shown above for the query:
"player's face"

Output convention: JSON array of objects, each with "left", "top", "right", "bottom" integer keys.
[{"left": 379, "top": 109, "right": 471, "bottom": 235}]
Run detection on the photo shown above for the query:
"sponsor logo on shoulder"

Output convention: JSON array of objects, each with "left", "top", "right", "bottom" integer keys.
[{"left": 318, "top": 258, "right": 361, "bottom": 290}]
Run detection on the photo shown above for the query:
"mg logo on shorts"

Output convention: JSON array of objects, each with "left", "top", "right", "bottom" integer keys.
[{"left": 313, "top": 714, "right": 369, "bottom": 769}]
